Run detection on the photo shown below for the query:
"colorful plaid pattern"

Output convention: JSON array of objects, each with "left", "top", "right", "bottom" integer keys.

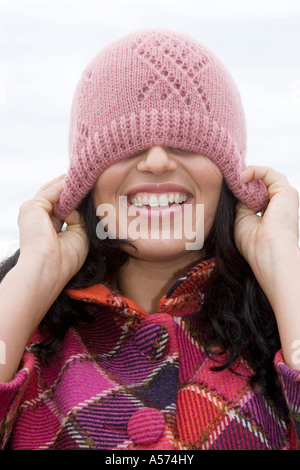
[{"left": 0, "top": 258, "right": 299, "bottom": 450}]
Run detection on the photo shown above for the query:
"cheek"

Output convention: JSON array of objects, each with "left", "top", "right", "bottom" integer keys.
[
  {"left": 197, "top": 172, "right": 223, "bottom": 203},
  {"left": 205, "top": 180, "right": 222, "bottom": 211},
  {"left": 93, "top": 172, "right": 118, "bottom": 206},
  {"left": 93, "top": 185, "right": 106, "bottom": 209},
  {"left": 93, "top": 160, "right": 132, "bottom": 206},
  {"left": 200, "top": 177, "right": 223, "bottom": 231},
  {"left": 93, "top": 186, "right": 100, "bottom": 207},
  {"left": 205, "top": 196, "right": 221, "bottom": 234}
]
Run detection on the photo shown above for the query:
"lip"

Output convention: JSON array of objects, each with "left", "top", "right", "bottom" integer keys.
[{"left": 125, "top": 183, "right": 193, "bottom": 198}]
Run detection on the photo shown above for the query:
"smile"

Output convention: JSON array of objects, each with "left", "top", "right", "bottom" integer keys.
[
  {"left": 125, "top": 183, "right": 193, "bottom": 211},
  {"left": 128, "top": 192, "right": 190, "bottom": 207}
]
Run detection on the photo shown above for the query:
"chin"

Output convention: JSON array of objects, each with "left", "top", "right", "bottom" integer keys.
[{"left": 122, "top": 238, "right": 197, "bottom": 260}]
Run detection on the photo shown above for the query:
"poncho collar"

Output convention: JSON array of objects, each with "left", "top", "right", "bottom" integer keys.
[{"left": 67, "top": 257, "right": 218, "bottom": 319}]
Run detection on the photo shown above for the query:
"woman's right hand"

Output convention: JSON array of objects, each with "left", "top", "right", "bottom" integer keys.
[
  {"left": 18, "top": 174, "right": 89, "bottom": 288},
  {"left": 0, "top": 175, "right": 89, "bottom": 382}
]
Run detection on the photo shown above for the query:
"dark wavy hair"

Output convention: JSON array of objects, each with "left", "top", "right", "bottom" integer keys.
[{"left": 0, "top": 181, "right": 285, "bottom": 408}]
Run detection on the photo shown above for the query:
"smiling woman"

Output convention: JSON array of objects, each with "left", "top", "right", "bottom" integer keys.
[
  {"left": 93, "top": 146, "right": 222, "bottom": 269},
  {"left": 0, "top": 28, "right": 299, "bottom": 451}
]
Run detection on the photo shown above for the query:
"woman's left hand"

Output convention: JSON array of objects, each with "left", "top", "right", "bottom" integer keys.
[
  {"left": 234, "top": 165, "right": 299, "bottom": 292},
  {"left": 234, "top": 166, "right": 300, "bottom": 370}
]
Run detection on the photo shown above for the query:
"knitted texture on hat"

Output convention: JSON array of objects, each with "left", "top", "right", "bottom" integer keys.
[{"left": 54, "top": 29, "right": 268, "bottom": 219}]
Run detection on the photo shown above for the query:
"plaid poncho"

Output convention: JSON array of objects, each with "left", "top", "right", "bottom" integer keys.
[{"left": 1, "top": 258, "right": 299, "bottom": 449}]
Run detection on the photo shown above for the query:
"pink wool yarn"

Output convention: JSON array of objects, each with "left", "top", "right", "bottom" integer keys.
[{"left": 54, "top": 28, "right": 268, "bottom": 220}]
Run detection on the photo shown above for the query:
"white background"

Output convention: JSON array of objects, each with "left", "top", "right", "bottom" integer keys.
[{"left": 1, "top": 0, "right": 300, "bottom": 260}]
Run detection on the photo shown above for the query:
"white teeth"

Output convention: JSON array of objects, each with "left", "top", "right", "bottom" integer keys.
[
  {"left": 158, "top": 194, "right": 169, "bottom": 206},
  {"left": 149, "top": 195, "right": 159, "bottom": 207},
  {"left": 129, "top": 192, "right": 189, "bottom": 207}
]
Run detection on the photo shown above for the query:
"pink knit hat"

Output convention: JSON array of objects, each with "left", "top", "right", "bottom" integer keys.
[{"left": 54, "top": 28, "right": 268, "bottom": 220}]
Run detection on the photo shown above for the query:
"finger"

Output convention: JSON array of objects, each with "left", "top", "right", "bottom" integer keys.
[
  {"left": 36, "top": 174, "right": 66, "bottom": 195},
  {"left": 33, "top": 179, "right": 66, "bottom": 211},
  {"left": 235, "top": 201, "right": 259, "bottom": 226},
  {"left": 241, "top": 167, "right": 299, "bottom": 236},
  {"left": 60, "top": 210, "right": 88, "bottom": 245},
  {"left": 64, "top": 209, "right": 83, "bottom": 227},
  {"left": 18, "top": 177, "right": 67, "bottom": 232},
  {"left": 241, "top": 165, "right": 289, "bottom": 188},
  {"left": 53, "top": 210, "right": 80, "bottom": 236}
]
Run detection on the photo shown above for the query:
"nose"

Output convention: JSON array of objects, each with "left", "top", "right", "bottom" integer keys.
[{"left": 136, "top": 146, "right": 177, "bottom": 175}]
